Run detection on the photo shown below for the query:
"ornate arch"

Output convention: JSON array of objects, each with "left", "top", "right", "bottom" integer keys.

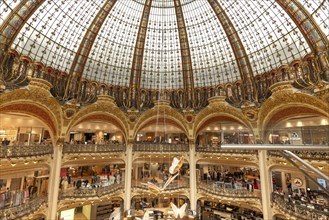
[
  {"left": 258, "top": 85, "right": 329, "bottom": 139},
  {"left": 133, "top": 106, "right": 189, "bottom": 140},
  {"left": 0, "top": 84, "right": 63, "bottom": 139},
  {"left": 67, "top": 97, "right": 129, "bottom": 141},
  {"left": 193, "top": 100, "right": 253, "bottom": 139}
]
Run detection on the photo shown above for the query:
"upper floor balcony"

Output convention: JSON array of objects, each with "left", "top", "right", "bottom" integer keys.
[
  {"left": 59, "top": 183, "right": 124, "bottom": 200},
  {"left": 0, "top": 144, "right": 53, "bottom": 159},
  {"left": 132, "top": 142, "right": 189, "bottom": 153},
  {"left": 62, "top": 143, "right": 126, "bottom": 155},
  {"left": 198, "top": 182, "right": 261, "bottom": 200},
  {"left": 0, "top": 196, "right": 47, "bottom": 220},
  {"left": 272, "top": 193, "right": 329, "bottom": 220}
]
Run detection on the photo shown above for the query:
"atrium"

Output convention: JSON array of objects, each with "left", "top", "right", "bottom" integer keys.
[{"left": 0, "top": 0, "right": 328, "bottom": 220}]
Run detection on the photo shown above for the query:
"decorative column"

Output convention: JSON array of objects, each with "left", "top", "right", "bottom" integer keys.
[
  {"left": 258, "top": 150, "right": 273, "bottom": 220},
  {"left": 48, "top": 138, "right": 64, "bottom": 220},
  {"left": 281, "top": 171, "right": 288, "bottom": 197},
  {"left": 189, "top": 142, "right": 197, "bottom": 211},
  {"left": 124, "top": 143, "right": 133, "bottom": 210}
]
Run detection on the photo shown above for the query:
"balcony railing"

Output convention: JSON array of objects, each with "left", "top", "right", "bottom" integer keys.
[
  {"left": 196, "top": 145, "right": 257, "bottom": 154},
  {"left": 272, "top": 193, "right": 329, "bottom": 220},
  {"left": 0, "top": 196, "right": 47, "bottom": 220},
  {"left": 63, "top": 144, "right": 126, "bottom": 154},
  {"left": 269, "top": 150, "right": 329, "bottom": 161},
  {"left": 132, "top": 182, "right": 189, "bottom": 192},
  {"left": 0, "top": 145, "right": 53, "bottom": 158},
  {"left": 198, "top": 182, "right": 260, "bottom": 198},
  {"left": 59, "top": 183, "right": 124, "bottom": 199},
  {"left": 133, "top": 143, "right": 189, "bottom": 152}
]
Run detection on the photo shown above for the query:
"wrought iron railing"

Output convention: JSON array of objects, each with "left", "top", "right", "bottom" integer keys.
[
  {"left": 63, "top": 144, "right": 126, "bottom": 154},
  {"left": 0, "top": 196, "right": 47, "bottom": 220},
  {"left": 198, "top": 182, "right": 260, "bottom": 198},
  {"left": 0, "top": 145, "right": 53, "bottom": 158},
  {"left": 272, "top": 193, "right": 329, "bottom": 220},
  {"left": 269, "top": 150, "right": 329, "bottom": 161},
  {"left": 133, "top": 143, "right": 189, "bottom": 152},
  {"left": 59, "top": 183, "right": 124, "bottom": 199},
  {"left": 196, "top": 145, "right": 257, "bottom": 154}
]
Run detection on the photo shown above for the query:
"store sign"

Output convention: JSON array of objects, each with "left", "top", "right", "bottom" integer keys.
[
  {"left": 290, "top": 132, "right": 301, "bottom": 140},
  {"left": 293, "top": 178, "right": 303, "bottom": 187}
]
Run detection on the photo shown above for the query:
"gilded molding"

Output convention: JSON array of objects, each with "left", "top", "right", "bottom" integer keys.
[
  {"left": 258, "top": 86, "right": 329, "bottom": 137},
  {"left": 193, "top": 99, "right": 253, "bottom": 138},
  {"left": 132, "top": 104, "right": 189, "bottom": 140},
  {"left": 67, "top": 96, "right": 129, "bottom": 140},
  {"left": 0, "top": 81, "right": 63, "bottom": 138}
]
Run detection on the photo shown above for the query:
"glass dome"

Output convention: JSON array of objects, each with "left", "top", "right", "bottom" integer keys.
[{"left": 1, "top": 0, "right": 327, "bottom": 90}]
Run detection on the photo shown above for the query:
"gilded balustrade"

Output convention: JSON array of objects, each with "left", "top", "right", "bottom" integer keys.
[
  {"left": 272, "top": 193, "right": 329, "bottom": 220},
  {"left": 62, "top": 144, "right": 126, "bottom": 154},
  {"left": 196, "top": 145, "right": 256, "bottom": 154},
  {"left": 0, "top": 196, "right": 47, "bottom": 220},
  {"left": 132, "top": 143, "right": 189, "bottom": 152},
  {"left": 59, "top": 183, "right": 124, "bottom": 199},
  {"left": 0, "top": 144, "right": 53, "bottom": 158},
  {"left": 269, "top": 150, "right": 329, "bottom": 161},
  {"left": 198, "top": 182, "right": 260, "bottom": 199}
]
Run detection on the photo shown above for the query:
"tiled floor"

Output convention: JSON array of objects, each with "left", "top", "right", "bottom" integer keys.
[{"left": 74, "top": 213, "right": 88, "bottom": 220}]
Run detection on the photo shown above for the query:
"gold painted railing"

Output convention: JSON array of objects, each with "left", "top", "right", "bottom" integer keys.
[
  {"left": 198, "top": 182, "right": 260, "bottom": 198},
  {"left": 59, "top": 183, "right": 124, "bottom": 199},
  {"left": 63, "top": 144, "right": 126, "bottom": 154},
  {"left": 272, "top": 193, "right": 329, "bottom": 220},
  {"left": 132, "top": 182, "right": 189, "bottom": 193},
  {"left": 0, "top": 196, "right": 47, "bottom": 220},
  {"left": 0, "top": 145, "right": 53, "bottom": 158},
  {"left": 269, "top": 150, "right": 329, "bottom": 161},
  {"left": 133, "top": 143, "right": 189, "bottom": 152},
  {"left": 196, "top": 145, "right": 256, "bottom": 154}
]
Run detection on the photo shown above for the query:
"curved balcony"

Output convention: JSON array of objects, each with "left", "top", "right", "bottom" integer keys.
[
  {"left": 269, "top": 150, "right": 329, "bottom": 161},
  {"left": 0, "top": 196, "right": 47, "bottom": 220},
  {"left": 198, "top": 182, "right": 260, "bottom": 199},
  {"left": 132, "top": 182, "right": 190, "bottom": 195},
  {"left": 133, "top": 143, "right": 189, "bottom": 153},
  {"left": 63, "top": 144, "right": 126, "bottom": 154},
  {"left": 0, "top": 145, "right": 53, "bottom": 158},
  {"left": 272, "top": 193, "right": 329, "bottom": 220},
  {"left": 196, "top": 145, "right": 256, "bottom": 155},
  {"left": 59, "top": 183, "right": 124, "bottom": 199}
]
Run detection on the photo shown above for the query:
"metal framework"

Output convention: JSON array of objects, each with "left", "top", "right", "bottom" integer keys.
[
  {"left": 0, "top": 0, "right": 45, "bottom": 50},
  {"left": 64, "top": 0, "right": 117, "bottom": 99},
  {"left": 276, "top": 0, "right": 328, "bottom": 53},
  {"left": 207, "top": 0, "right": 257, "bottom": 102},
  {"left": 173, "top": 0, "right": 195, "bottom": 107},
  {"left": 129, "top": 0, "right": 153, "bottom": 108}
]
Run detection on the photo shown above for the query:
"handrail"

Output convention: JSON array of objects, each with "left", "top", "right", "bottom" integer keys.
[
  {"left": 63, "top": 144, "right": 126, "bottom": 154},
  {"left": 196, "top": 145, "right": 256, "bottom": 154},
  {"left": 272, "top": 193, "right": 329, "bottom": 220},
  {"left": 0, "top": 145, "right": 53, "bottom": 158},
  {"left": 269, "top": 150, "right": 329, "bottom": 161},
  {"left": 59, "top": 183, "right": 124, "bottom": 199},
  {"left": 133, "top": 143, "right": 189, "bottom": 152},
  {"left": 0, "top": 196, "right": 47, "bottom": 220},
  {"left": 132, "top": 182, "right": 189, "bottom": 191},
  {"left": 198, "top": 182, "right": 260, "bottom": 198}
]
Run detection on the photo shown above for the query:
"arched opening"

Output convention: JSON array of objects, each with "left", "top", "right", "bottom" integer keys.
[{"left": 195, "top": 116, "right": 253, "bottom": 149}]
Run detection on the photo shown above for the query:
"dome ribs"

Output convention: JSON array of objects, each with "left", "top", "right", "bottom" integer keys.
[
  {"left": 276, "top": 0, "right": 329, "bottom": 77},
  {"left": 129, "top": 0, "right": 153, "bottom": 109},
  {"left": 207, "top": 0, "right": 258, "bottom": 103},
  {"left": 0, "top": 0, "right": 45, "bottom": 52},
  {"left": 64, "top": 0, "right": 117, "bottom": 100},
  {"left": 173, "top": 0, "right": 195, "bottom": 108},
  {"left": 276, "top": 0, "right": 328, "bottom": 53}
]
